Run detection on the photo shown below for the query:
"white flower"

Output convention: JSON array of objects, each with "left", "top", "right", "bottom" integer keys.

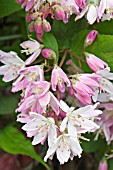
[
  {"left": 44, "top": 134, "right": 82, "bottom": 164},
  {"left": 60, "top": 100, "right": 102, "bottom": 137},
  {"left": 22, "top": 112, "right": 57, "bottom": 146},
  {"left": 0, "top": 50, "right": 25, "bottom": 82}
]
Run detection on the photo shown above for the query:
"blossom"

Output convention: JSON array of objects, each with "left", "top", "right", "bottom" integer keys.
[
  {"left": 60, "top": 100, "right": 102, "bottom": 136},
  {"left": 70, "top": 73, "right": 101, "bottom": 105},
  {"left": 16, "top": 81, "right": 60, "bottom": 115},
  {"left": 20, "top": 39, "right": 42, "bottom": 65},
  {"left": 44, "top": 134, "right": 82, "bottom": 164},
  {"left": 16, "top": 0, "right": 34, "bottom": 11},
  {"left": 51, "top": 65, "right": 71, "bottom": 93},
  {"left": 85, "top": 52, "right": 108, "bottom": 72},
  {"left": 12, "top": 65, "right": 44, "bottom": 92},
  {"left": 75, "top": 1, "right": 99, "bottom": 25},
  {"left": 98, "top": 0, "right": 113, "bottom": 21},
  {"left": 22, "top": 112, "right": 57, "bottom": 146},
  {"left": 0, "top": 50, "right": 25, "bottom": 82}
]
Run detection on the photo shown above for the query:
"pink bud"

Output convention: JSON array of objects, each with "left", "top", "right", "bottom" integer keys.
[
  {"left": 75, "top": 0, "right": 86, "bottom": 9},
  {"left": 26, "top": 13, "right": 32, "bottom": 22},
  {"left": 16, "top": 0, "right": 24, "bottom": 4},
  {"left": 31, "top": 12, "right": 39, "bottom": 20},
  {"left": 42, "top": 48, "right": 56, "bottom": 59},
  {"left": 98, "top": 161, "right": 108, "bottom": 170},
  {"left": 43, "top": 20, "right": 51, "bottom": 32},
  {"left": 53, "top": 5, "right": 65, "bottom": 20},
  {"left": 84, "top": 30, "right": 98, "bottom": 47},
  {"left": 28, "top": 21, "right": 34, "bottom": 32},
  {"left": 34, "top": 17, "right": 43, "bottom": 33}
]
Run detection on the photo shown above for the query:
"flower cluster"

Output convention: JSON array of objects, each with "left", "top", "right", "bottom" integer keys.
[
  {"left": 16, "top": 0, "right": 113, "bottom": 41},
  {"left": 0, "top": 1, "right": 113, "bottom": 167}
]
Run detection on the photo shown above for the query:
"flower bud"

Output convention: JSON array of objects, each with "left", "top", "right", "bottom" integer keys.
[
  {"left": 98, "top": 161, "right": 108, "bottom": 170},
  {"left": 53, "top": 5, "right": 65, "bottom": 20},
  {"left": 42, "top": 48, "right": 56, "bottom": 59},
  {"left": 26, "top": 13, "right": 32, "bottom": 22},
  {"left": 16, "top": 0, "right": 24, "bottom": 4},
  {"left": 28, "top": 21, "right": 35, "bottom": 32},
  {"left": 31, "top": 12, "right": 39, "bottom": 20},
  {"left": 34, "top": 17, "right": 43, "bottom": 33},
  {"left": 43, "top": 19, "right": 51, "bottom": 32},
  {"left": 84, "top": 30, "right": 98, "bottom": 47}
]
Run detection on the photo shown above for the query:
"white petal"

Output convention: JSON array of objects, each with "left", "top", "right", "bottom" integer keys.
[
  {"left": 60, "top": 117, "right": 68, "bottom": 132},
  {"left": 87, "top": 5, "right": 98, "bottom": 24},
  {"left": 32, "top": 131, "right": 47, "bottom": 145},
  {"left": 60, "top": 100, "right": 69, "bottom": 112}
]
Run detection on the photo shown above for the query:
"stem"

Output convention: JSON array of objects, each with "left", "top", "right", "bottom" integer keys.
[{"left": 59, "top": 50, "right": 68, "bottom": 68}]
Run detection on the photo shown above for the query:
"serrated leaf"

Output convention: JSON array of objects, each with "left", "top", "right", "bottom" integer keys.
[
  {"left": 0, "top": 126, "right": 50, "bottom": 170},
  {"left": 0, "top": 0, "right": 21, "bottom": 18},
  {"left": 42, "top": 32, "right": 59, "bottom": 62}
]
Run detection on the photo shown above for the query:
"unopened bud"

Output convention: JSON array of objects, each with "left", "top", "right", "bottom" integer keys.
[
  {"left": 43, "top": 20, "right": 51, "bottom": 32},
  {"left": 98, "top": 160, "right": 108, "bottom": 170},
  {"left": 53, "top": 5, "right": 65, "bottom": 20},
  {"left": 42, "top": 48, "right": 56, "bottom": 59},
  {"left": 31, "top": 12, "right": 39, "bottom": 20},
  {"left": 84, "top": 30, "right": 98, "bottom": 47},
  {"left": 34, "top": 17, "right": 43, "bottom": 33},
  {"left": 28, "top": 21, "right": 35, "bottom": 32}
]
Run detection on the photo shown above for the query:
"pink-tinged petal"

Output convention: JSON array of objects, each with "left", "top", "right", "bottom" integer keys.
[
  {"left": 51, "top": 68, "right": 58, "bottom": 91},
  {"left": 108, "top": 0, "right": 113, "bottom": 7},
  {"left": 98, "top": 0, "right": 106, "bottom": 20},
  {"left": 0, "top": 65, "right": 9, "bottom": 75},
  {"left": 103, "top": 124, "right": 110, "bottom": 143},
  {"left": 25, "top": 0, "right": 34, "bottom": 11},
  {"left": 25, "top": 49, "right": 41, "bottom": 65},
  {"left": 38, "top": 92, "right": 50, "bottom": 107},
  {"left": 58, "top": 81, "right": 65, "bottom": 93},
  {"left": 3, "top": 69, "right": 18, "bottom": 82},
  {"left": 50, "top": 92, "right": 60, "bottom": 115},
  {"left": 12, "top": 78, "right": 29, "bottom": 92},
  {"left": 75, "top": 93, "right": 92, "bottom": 105},
  {"left": 58, "top": 67, "right": 71, "bottom": 87}
]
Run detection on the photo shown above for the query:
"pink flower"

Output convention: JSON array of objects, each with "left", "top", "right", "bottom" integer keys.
[
  {"left": 51, "top": 65, "right": 71, "bottom": 93},
  {"left": 84, "top": 30, "right": 98, "bottom": 47},
  {"left": 0, "top": 50, "right": 25, "bottom": 82},
  {"left": 20, "top": 39, "right": 42, "bottom": 65},
  {"left": 17, "top": 81, "right": 60, "bottom": 115},
  {"left": 42, "top": 48, "right": 56, "bottom": 59},
  {"left": 85, "top": 52, "right": 108, "bottom": 72},
  {"left": 98, "top": 161, "right": 108, "bottom": 170},
  {"left": 16, "top": 0, "right": 34, "bottom": 11},
  {"left": 12, "top": 65, "right": 44, "bottom": 92},
  {"left": 70, "top": 73, "right": 101, "bottom": 105}
]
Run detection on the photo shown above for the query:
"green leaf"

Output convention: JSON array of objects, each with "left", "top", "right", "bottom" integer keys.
[
  {"left": 85, "top": 34, "right": 113, "bottom": 71},
  {"left": 70, "top": 30, "right": 91, "bottom": 72},
  {"left": 42, "top": 32, "right": 59, "bottom": 62},
  {"left": 52, "top": 17, "right": 88, "bottom": 49},
  {"left": 81, "top": 134, "right": 107, "bottom": 154},
  {"left": 0, "top": 94, "right": 19, "bottom": 115},
  {"left": 0, "top": 126, "right": 50, "bottom": 170},
  {"left": 0, "top": 0, "right": 21, "bottom": 18}
]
